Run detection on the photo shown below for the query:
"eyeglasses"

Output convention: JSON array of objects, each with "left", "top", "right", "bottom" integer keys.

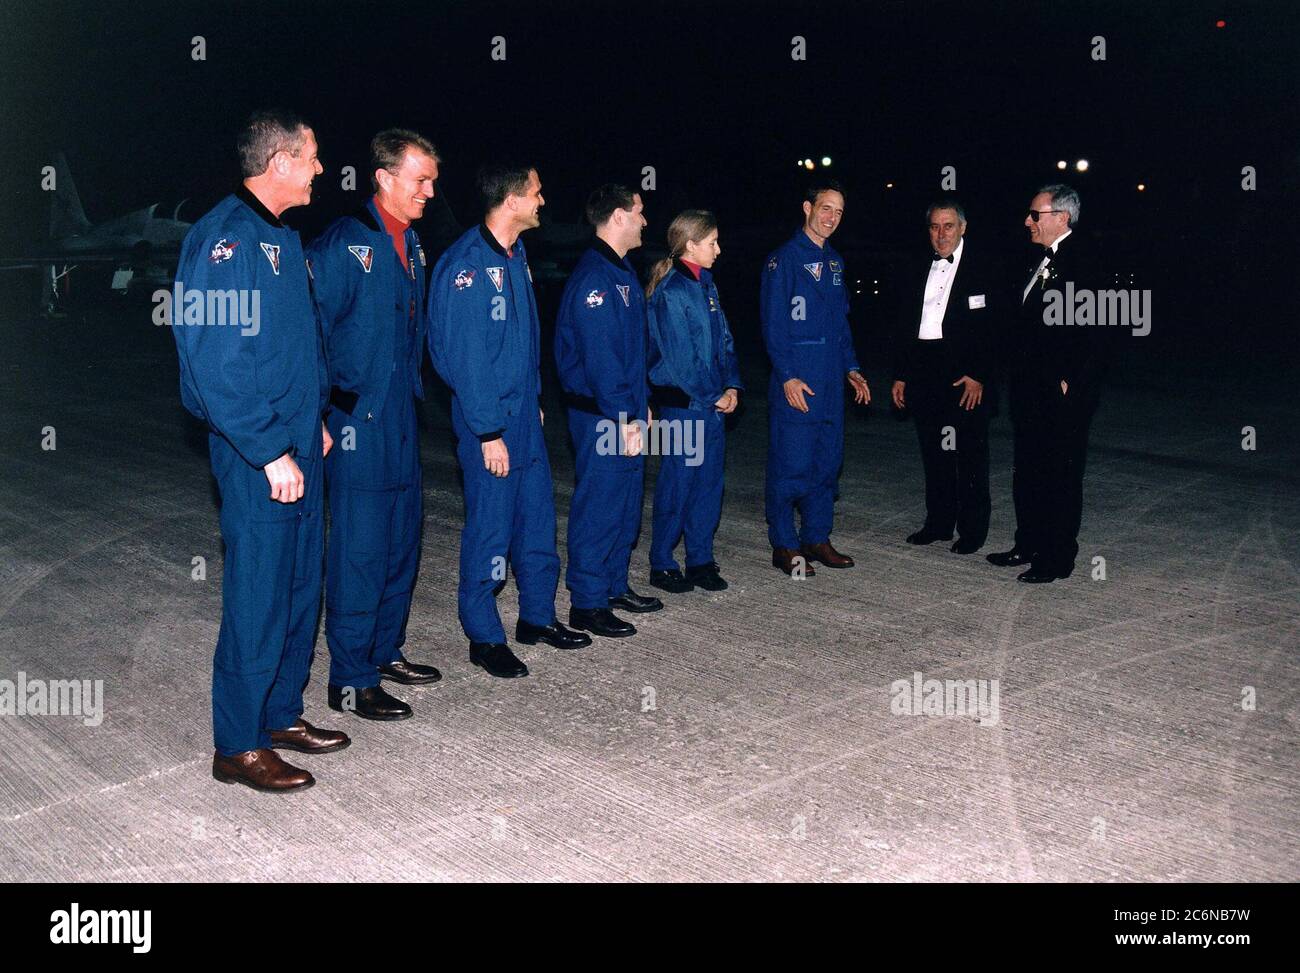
[{"left": 1026, "top": 209, "right": 1064, "bottom": 223}]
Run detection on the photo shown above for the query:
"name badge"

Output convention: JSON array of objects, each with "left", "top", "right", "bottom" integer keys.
[{"left": 968, "top": 294, "right": 986, "bottom": 309}]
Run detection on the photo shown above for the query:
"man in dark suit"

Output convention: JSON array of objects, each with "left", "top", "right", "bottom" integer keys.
[
  {"left": 987, "top": 184, "right": 1109, "bottom": 583},
  {"left": 891, "top": 198, "right": 994, "bottom": 554}
]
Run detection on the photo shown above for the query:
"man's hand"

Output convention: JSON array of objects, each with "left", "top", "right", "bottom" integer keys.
[
  {"left": 264, "top": 452, "right": 305, "bottom": 503},
  {"left": 715, "top": 389, "right": 739, "bottom": 414},
  {"left": 540, "top": 407, "right": 545, "bottom": 425},
  {"left": 952, "top": 375, "right": 984, "bottom": 411},
  {"left": 783, "top": 377, "right": 814, "bottom": 413},
  {"left": 482, "top": 438, "right": 510, "bottom": 477},
  {"left": 622, "top": 420, "right": 643, "bottom": 457},
  {"left": 322, "top": 422, "right": 334, "bottom": 457},
  {"left": 891, "top": 380, "right": 906, "bottom": 409},
  {"left": 1060, "top": 380, "right": 1068, "bottom": 396},
  {"left": 848, "top": 370, "right": 871, "bottom": 405}
]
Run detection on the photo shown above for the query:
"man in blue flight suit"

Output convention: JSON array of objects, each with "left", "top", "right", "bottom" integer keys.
[
  {"left": 427, "top": 164, "right": 591, "bottom": 678},
  {"left": 554, "top": 184, "right": 661, "bottom": 638},
  {"left": 307, "top": 129, "right": 443, "bottom": 722},
  {"left": 761, "top": 180, "right": 871, "bottom": 577},
  {"left": 172, "top": 110, "right": 348, "bottom": 793}
]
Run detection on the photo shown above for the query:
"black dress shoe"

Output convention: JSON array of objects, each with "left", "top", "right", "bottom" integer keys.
[
  {"left": 570, "top": 606, "right": 637, "bottom": 638},
  {"left": 650, "top": 568, "right": 695, "bottom": 593},
  {"left": 608, "top": 588, "right": 663, "bottom": 613},
  {"left": 685, "top": 562, "right": 728, "bottom": 591},
  {"left": 1017, "top": 566, "right": 1059, "bottom": 583},
  {"left": 907, "top": 528, "right": 953, "bottom": 545},
  {"left": 470, "top": 642, "right": 529, "bottom": 678},
  {"left": 951, "top": 538, "right": 984, "bottom": 555},
  {"left": 987, "top": 547, "right": 1033, "bottom": 567},
  {"left": 378, "top": 654, "right": 442, "bottom": 685},
  {"left": 515, "top": 619, "right": 593, "bottom": 650},
  {"left": 327, "top": 683, "right": 414, "bottom": 721}
]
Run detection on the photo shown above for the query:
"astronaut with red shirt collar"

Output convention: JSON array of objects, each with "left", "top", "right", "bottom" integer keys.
[{"left": 306, "top": 129, "right": 444, "bottom": 723}]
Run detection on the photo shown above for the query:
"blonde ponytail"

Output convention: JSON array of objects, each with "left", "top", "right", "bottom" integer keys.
[{"left": 644, "top": 209, "right": 718, "bottom": 298}]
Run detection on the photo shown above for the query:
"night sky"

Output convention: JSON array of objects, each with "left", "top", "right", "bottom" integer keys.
[{"left": 1, "top": 0, "right": 1296, "bottom": 356}]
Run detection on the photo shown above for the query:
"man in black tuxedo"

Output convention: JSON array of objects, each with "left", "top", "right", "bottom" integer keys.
[
  {"left": 987, "top": 184, "right": 1109, "bottom": 583},
  {"left": 891, "top": 198, "right": 994, "bottom": 554}
]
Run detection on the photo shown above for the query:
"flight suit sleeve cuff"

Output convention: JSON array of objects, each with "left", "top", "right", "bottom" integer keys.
[
  {"left": 256, "top": 443, "right": 295, "bottom": 469},
  {"left": 478, "top": 431, "right": 504, "bottom": 443}
]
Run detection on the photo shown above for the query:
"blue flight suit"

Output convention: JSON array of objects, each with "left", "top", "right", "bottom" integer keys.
[
  {"left": 306, "top": 199, "right": 427, "bottom": 690},
  {"left": 553, "top": 241, "right": 650, "bottom": 609},
  {"left": 171, "top": 186, "right": 329, "bottom": 756},
  {"left": 646, "top": 262, "right": 742, "bottom": 572},
  {"left": 427, "top": 225, "right": 560, "bottom": 643},
  {"left": 760, "top": 231, "right": 860, "bottom": 550}
]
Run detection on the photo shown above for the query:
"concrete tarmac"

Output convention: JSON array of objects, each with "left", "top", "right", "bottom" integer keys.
[{"left": 0, "top": 292, "right": 1295, "bottom": 882}]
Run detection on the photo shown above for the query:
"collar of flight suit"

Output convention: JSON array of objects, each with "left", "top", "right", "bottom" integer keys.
[
  {"left": 591, "top": 237, "right": 630, "bottom": 271},
  {"left": 235, "top": 184, "right": 286, "bottom": 228},
  {"left": 478, "top": 222, "right": 509, "bottom": 256}
]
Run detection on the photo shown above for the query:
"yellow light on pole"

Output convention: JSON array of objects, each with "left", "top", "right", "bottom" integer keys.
[
  {"left": 804, "top": 159, "right": 815, "bottom": 170},
  {"left": 1076, "top": 159, "right": 1089, "bottom": 172},
  {"left": 821, "top": 156, "right": 832, "bottom": 167},
  {"left": 1056, "top": 160, "right": 1067, "bottom": 170},
  {"left": 1137, "top": 183, "right": 1146, "bottom": 191}
]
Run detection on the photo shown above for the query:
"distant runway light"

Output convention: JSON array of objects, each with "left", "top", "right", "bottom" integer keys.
[
  {"left": 804, "top": 159, "right": 815, "bottom": 170},
  {"left": 1137, "top": 183, "right": 1146, "bottom": 191},
  {"left": 1076, "top": 159, "right": 1089, "bottom": 172},
  {"left": 821, "top": 156, "right": 832, "bottom": 167},
  {"left": 1216, "top": 19, "right": 1225, "bottom": 28},
  {"left": 1056, "top": 160, "right": 1067, "bottom": 170},
  {"left": 885, "top": 182, "right": 894, "bottom": 188}
]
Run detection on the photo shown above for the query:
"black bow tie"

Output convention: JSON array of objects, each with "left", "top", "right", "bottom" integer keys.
[{"left": 932, "top": 252, "right": 953, "bottom": 263}]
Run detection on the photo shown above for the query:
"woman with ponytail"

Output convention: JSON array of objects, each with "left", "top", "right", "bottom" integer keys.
[{"left": 645, "top": 210, "right": 742, "bottom": 593}]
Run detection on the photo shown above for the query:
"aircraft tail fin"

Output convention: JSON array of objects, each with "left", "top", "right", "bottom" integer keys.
[{"left": 49, "top": 153, "right": 91, "bottom": 240}]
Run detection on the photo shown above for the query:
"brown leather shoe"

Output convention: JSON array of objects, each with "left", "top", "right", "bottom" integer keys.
[
  {"left": 269, "top": 718, "right": 351, "bottom": 755},
  {"left": 800, "top": 541, "right": 855, "bottom": 568},
  {"left": 212, "top": 748, "right": 315, "bottom": 792},
  {"left": 772, "top": 547, "right": 815, "bottom": 577}
]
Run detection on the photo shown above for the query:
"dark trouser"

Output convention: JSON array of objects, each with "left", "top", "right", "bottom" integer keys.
[
  {"left": 1010, "top": 381, "right": 1096, "bottom": 574},
  {"left": 765, "top": 414, "right": 842, "bottom": 550},
  {"left": 649, "top": 406, "right": 725, "bottom": 572},
  {"left": 453, "top": 401, "right": 560, "bottom": 644},
  {"left": 565, "top": 408, "right": 644, "bottom": 609},
  {"left": 209, "top": 432, "right": 324, "bottom": 756},
  {"left": 908, "top": 378, "right": 990, "bottom": 545},
  {"left": 324, "top": 384, "right": 422, "bottom": 690}
]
